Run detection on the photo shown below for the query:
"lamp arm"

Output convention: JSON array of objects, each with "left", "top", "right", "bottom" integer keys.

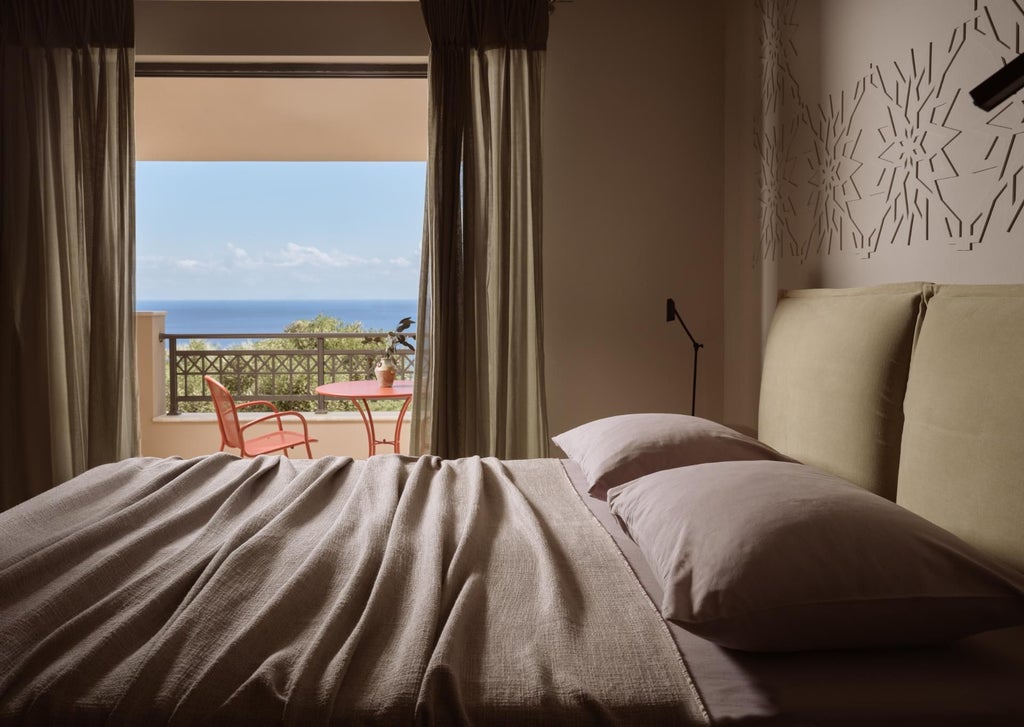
[
  {"left": 677, "top": 313, "right": 704, "bottom": 417},
  {"left": 672, "top": 310, "right": 703, "bottom": 350},
  {"left": 667, "top": 298, "right": 703, "bottom": 416},
  {"left": 689, "top": 338, "right": 701, "bottom": 417}
]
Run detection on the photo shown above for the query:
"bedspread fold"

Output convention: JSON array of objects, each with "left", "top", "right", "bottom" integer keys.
[{"left": 0, "top": 454, "right": 707, "bottom": 726}]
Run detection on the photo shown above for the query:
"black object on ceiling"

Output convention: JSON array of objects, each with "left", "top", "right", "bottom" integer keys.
[{"left": 970, "top": 52, "right": 1024, "bottom": 111}]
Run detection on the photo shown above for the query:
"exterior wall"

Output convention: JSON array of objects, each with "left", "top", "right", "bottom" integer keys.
[
  {"left": 724, "top": 0, "right": 1024, "bottom": 432},
  {"left": 543, "top": 0, "right": 727, "bottom": 443},
  {"left": 135, "top": 312, "right": 409, "bottom": 459}
]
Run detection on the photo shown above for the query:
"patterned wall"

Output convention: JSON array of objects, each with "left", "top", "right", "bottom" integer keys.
[{"left": 756, "top": 0, "right": 1024, "bottom": 264}]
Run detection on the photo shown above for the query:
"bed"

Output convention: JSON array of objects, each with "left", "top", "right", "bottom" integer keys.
[{"left": 2, "top": 282, "right": 1024, "bottom": 725}]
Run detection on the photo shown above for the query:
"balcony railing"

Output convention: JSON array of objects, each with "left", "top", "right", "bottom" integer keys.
[{"left": 159, "top": 332, "right": 415, "bottom": 415}]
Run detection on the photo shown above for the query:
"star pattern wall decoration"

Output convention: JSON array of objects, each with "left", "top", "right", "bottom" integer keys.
[
  {"left": 962, "top": 0, "right": 1024, "bottom": 245},
  {"left": 983, "top": 99, "right": 1024, "bottom": 233},
  {"left": 758, "top": 0, "right": 800, "bottom": 116},
  {"left": 756, "top": 0, "right": 804, "bottom": 262},
  {"left": 802, "top": 83, "right": 867, "bottom": 259},
  {"left": 971, "top": 0, "right": 1023, "bottom": 64},
  {"left": 865, "top": 40, "right": 964, "bottom": 255},
  {"left": 757, "top": 116, "right": 803, "bottom": 261},
  {"left": 754, "top": 0, "right": 1024, "bottom": 263}
]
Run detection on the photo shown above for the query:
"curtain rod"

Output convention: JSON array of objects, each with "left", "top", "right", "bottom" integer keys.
[{"left": 135, "top": 62, "right": 427, "bottom": 79}]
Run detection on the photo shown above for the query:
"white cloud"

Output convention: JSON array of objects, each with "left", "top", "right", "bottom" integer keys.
[
  {"left": 140, "top": 242, "right": 421, "bottom": 299},
  {"left": 228, "top": 243, "right": 252, "bottom": 264},
  {"left": 233, "top": 242, "right": 386, "bottom": 270},
  {"left": 275, "top": 243, "right": 339, "bottom": 268},
  {"left": 145, "top": 243, "right": 407, "bottom": 276},
  {"left": 138, "top": 255, "right": 225, "bottom": 274}
]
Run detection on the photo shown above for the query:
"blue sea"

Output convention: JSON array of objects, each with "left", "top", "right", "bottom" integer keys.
[{"left": 137, "top": 299, "right": 417, "bottom": 338}]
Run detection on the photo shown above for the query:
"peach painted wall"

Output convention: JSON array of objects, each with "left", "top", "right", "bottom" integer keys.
[{"left": 543, "top": 0, "right": 727, "bottom": 444}]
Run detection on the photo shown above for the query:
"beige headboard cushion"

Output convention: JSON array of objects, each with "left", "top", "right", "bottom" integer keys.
[
  {"left": 758, "top": 283, "right": 925, "bottom": 500},
  {"left": 896, "top": 284, "right": 1024, "bottom": 572}
]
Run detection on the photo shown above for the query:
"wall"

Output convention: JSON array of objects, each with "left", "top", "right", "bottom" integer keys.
[
  {"left": 543, "top": 0, "right": 727, "bottom": 442},
  {"left": 136, "top": 0, "right": 731, "bottom": 447},
  {"left": 724, "top": 0, "right": 1024, "bottom": 432}
]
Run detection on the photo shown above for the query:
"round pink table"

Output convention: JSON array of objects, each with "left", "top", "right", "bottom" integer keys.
[{"left": 315, "top": 380, "right": 413, "bottom": 456}]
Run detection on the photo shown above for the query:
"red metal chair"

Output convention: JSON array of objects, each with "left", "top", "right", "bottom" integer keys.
[{"left": 205, "top": 376, "right": 317, "bottom": 458}]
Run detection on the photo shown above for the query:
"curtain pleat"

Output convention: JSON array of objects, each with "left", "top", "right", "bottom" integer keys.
[
  {"left": 0, "top": 0, "right": 137, "bottom": 509},
  {"left": 414, "top": 0, "right": 548, "bottom": 459}
]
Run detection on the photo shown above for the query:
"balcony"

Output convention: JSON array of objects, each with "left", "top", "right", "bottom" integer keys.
[{"left": 136, "top": 311, "right": 413, "bottom": 459}]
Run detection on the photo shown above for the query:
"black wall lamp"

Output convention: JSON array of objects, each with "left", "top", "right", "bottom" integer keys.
[
  {"left": 970, "top": 52, "right": 1024, "bottom": 111},
  {"left": 666, "top": 298, "right": 703, "bottom": 416}
]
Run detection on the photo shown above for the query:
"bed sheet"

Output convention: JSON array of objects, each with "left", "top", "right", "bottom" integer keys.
[{"left": 563, "top": 459, "right": 1024, "bottom": 727}]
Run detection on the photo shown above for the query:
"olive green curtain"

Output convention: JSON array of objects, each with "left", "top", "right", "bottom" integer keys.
[
  {"left": 413, "top": 0, "right": 549, "bottom": 459},
  {"left": 0, "top": 0, "right": 138, "bottom": 509}
]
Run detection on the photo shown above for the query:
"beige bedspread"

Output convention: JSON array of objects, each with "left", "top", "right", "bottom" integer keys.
[{"left": 0, "top": 454, "right": 707, "bottom": 725}]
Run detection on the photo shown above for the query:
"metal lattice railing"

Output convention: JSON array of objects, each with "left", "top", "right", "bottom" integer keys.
[{"left": 159, "top": 332, "right": 415, "bottom": 415}]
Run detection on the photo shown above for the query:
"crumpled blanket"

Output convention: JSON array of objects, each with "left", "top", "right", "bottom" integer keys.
[{"left": 0, "top": 454, "right": 708, "bottom": 725}]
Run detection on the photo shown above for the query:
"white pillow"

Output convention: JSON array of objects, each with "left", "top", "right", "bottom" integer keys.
[
  {"left": 553, "top": 413, "right": 792, "bottom": 499},
  {"left": 610, "top": 461, "right": 1024, "bottom": 652}
]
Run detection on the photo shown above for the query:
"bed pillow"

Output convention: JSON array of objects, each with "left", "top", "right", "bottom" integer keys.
[
  {"left": 609, "top": 460, "right": 1024, "bottom": 652},
  {"left": 552, "top": 413, "right": 792, "bottom": 499}
]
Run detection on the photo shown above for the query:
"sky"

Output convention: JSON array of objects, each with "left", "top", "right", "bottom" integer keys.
[{"left": 136, "top": 161, "right": 426, "bottom": 300}]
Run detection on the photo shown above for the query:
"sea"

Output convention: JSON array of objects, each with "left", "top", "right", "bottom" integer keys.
[{"left": 137, "top": 299, "right": 417, "bottom": 341}]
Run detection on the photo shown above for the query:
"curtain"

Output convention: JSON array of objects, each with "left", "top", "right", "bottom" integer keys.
[
  {"left": 0, "top": 0, "right": 137, "bottom": 509},
  {"left": 413, "top": 0, "right": 549, "bottom": 459}
]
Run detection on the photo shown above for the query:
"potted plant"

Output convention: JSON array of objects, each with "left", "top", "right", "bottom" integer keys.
[{"left": 363, "top": 317, "right": 414, "bottom": 388}]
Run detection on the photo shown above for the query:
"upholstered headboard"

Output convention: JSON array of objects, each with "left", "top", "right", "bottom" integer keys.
[
  {"left": 897, "top": 284, "right": 1024, "bottom": 572},
  {"left": 758, "top": 283, "right": 924, "bottom": 500},
  {"left": 759, "top": 282, "right": 1024, "bottom": 573}
]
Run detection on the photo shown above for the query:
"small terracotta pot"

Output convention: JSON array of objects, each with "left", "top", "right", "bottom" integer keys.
[{"left": 375, "top": 358, "right": 397, "bottom": 387}]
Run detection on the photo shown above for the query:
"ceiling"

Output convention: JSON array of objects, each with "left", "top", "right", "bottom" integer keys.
[
  {"left": 133, "top": 0, "right": 428, "bottom": 161},
  {"left": 135, "top": 76, "right": 427, "bottom": 161}
]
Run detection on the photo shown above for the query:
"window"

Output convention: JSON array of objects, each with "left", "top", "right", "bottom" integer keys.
[
  {"left": 135, "top": 72, "right": 427, "bottom": 413},
  {"left": 135, "top": 73, "right": 427, "bottom": 321},
  {"left": 136, "top": 160, "right": 424, "bottom": 332}
]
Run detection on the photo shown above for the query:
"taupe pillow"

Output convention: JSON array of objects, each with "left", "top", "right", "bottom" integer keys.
[
  {"left": 609, "top": 460, "right": 1024, "bottom": 652},
  {"left": 552, "top": 413, "right": 792, "bottom": 499}
]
